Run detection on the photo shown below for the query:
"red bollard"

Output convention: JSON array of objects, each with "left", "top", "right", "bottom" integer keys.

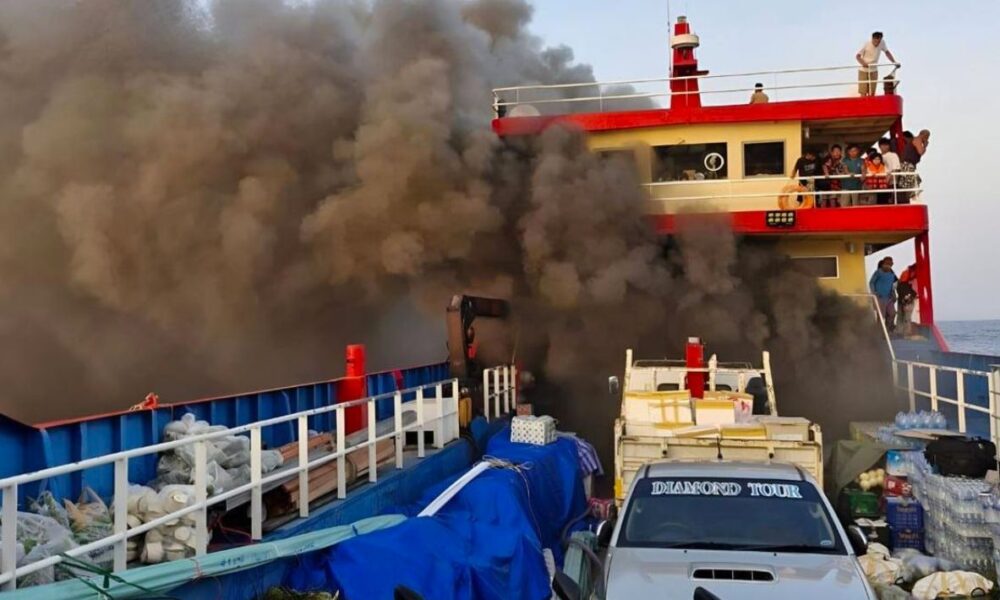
[
  {"left": 686, "top": 337, "right": 705, "bottom": 399},
  {"left": 338, "top": 344, "right": 368, "bottom": 434}
]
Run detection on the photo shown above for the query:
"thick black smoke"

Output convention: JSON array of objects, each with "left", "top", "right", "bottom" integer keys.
[{"left": 0, "top": 0, "right": 896, "bottom": 463}]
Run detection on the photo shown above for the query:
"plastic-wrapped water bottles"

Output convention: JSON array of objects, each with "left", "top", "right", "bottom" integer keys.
[{"left": 893, "top": 410, "right": 947, "bottom": 430}]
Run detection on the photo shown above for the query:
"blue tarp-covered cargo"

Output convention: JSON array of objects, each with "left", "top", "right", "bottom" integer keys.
[{"left": 287, "top": 428, "right": 586, "bottom": 600}]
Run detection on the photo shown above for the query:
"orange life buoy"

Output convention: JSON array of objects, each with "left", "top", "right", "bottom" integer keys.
[{"left": 778, "top": 183, "right": 815, "bottom": 210}]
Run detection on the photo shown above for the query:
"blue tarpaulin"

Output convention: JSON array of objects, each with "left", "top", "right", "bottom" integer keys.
[{"left": 287, "top": 427, "right": 586, "bottom": 600}]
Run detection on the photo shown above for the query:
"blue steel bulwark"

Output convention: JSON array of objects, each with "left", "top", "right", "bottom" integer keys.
[{"left": 0, "top": 360, "right": 449, "bottom": 506}]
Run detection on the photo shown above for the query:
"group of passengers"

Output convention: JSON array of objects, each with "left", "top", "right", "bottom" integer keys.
[{"left": 790, "top": 131, "right": 929, "bottom": 207}]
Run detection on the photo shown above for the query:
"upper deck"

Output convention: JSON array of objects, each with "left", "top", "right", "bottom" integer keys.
[{"left": 490, "top": 17, "right": 925, "bottom": 242}]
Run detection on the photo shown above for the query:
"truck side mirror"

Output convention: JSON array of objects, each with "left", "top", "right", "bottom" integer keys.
[
  {"left": 597, "top": 518, "right": 616, "bottom": 549},
  {"left": 847, "top": 524, "right": 869, "bottom": 556},
  {"left": 552, "top": 572, "right": 581, "bottom": 600},
  {"left": 608, "top": 376, "right": 620, "bottom": 397}
]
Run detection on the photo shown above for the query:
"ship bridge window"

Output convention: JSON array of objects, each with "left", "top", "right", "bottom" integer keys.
[
  {"left": 653, "top": 143, "right": 728, "bottom": 182},
  {"left": 743, "top": 141, "right": 786, "bottom": 177},
  {"left": 791, "top": 256, "right": 839, "bottom": 279}
]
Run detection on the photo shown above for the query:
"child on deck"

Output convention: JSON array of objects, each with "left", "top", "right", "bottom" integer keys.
[{"left": 864, "top": 152, "right": 890, "bottom": 205}]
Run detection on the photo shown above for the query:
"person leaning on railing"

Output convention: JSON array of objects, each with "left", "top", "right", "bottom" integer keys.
[
  {"left": 820, "top": 145, "right": 846, "bottom": 208},
  {"left": 878, "top": 138, "right": 901, "bottom": 203},
  {"left": 898, "top": 130, "right": 930, "bottom": 204},
  {"left": 856, "top": 31, "right": 899, "bottom": 97}
]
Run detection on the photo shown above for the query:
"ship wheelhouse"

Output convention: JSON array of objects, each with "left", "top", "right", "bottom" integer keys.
[{"left": 491, "top": 16, "right": 936, "bottom": 335}]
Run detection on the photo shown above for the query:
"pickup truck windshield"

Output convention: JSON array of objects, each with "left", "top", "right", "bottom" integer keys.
[{"left": 619, "top": 477, "right": 845, "bottom": 554}]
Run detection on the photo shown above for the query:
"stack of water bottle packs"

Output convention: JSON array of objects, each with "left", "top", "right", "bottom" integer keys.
[{"left": 905, "top": 450, "right": 996, "bottom": 576}]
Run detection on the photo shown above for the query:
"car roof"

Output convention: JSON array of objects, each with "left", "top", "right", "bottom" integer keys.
[{"left": 641, "top": 460, "right": 805, "bottom": 481}]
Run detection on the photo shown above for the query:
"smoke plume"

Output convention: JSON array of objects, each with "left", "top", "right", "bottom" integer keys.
[{"left": 0, "top": 0, "right": 896, "bottom": 463}]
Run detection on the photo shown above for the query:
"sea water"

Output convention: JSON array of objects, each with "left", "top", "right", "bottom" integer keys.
[{"left": 938, "top": 320, "right": 1000, "bottom": 357}]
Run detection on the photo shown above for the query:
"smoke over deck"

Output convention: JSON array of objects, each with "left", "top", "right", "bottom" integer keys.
[{"left": 0, "top": 0, "right": 898, "bottom": 454}]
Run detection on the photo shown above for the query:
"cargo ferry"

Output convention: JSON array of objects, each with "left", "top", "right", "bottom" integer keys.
[{"left": 1, "top": 15, "right": 998, "bottom": 600}]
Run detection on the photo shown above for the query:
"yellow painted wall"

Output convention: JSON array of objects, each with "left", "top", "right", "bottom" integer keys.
[
  {"left": 589, "top": 121, "right": 803, "bottom": 213},
  {"left": 774, "top": 237, "right": 869, "bottom": 295}
]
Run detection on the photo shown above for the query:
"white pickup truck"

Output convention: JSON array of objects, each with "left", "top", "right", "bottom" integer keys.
[
  {"left": 600, "top": 460, "right": 874, "bottom": 599},
  {"left": 612, "top": 339, "right": 824, "bottom": 503}
]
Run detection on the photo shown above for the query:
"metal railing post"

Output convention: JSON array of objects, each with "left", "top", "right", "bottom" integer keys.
[
  {"left": 297, "top": 415, "right": 310, "bottom": 518},
  {"left": 929, "top": 366, "right": 939, "bottom": 412},
  {"left": 503, "top": 366, "right": 511, "bottom": 414},
  {"left": 336, "top": 406, "right": 346, "bottom": 500},
  {"left": 250, "top": 426, "right": 263, "bottom": 540},
  {"left": 451, "top": 379, "right": 459, "bottom": 440},
  {"left": 417, "top": 387, "right": 426, "bottom": 459},
  {"left": 2, "top": 484, "right": 17, "bottom": 591},
  {"left": 483, "top": 368, "right": 491, "bottom": 421},
  {"left": 368, "top": 399, "right": 378, "bottom": 483},
  {"left": 192, "top": 443, "right": 208, "bottom": 556},
  {"left": 907, "top": 363, "right": 916, "bottom": 411},
  {"left": 989, "top": 366, "right": 999, "bottom": 449},
  {"left": 493, "top": 368, "right": 501, "bottom": 418},
  {"left": 394, "top": 392, "right": 404, "bottom": 469},
  {"left": 368, "top": 398, "right": 378, "bottom": 483},
  {"left": 511, "top": 364, "right": 518, "bottom": 408},
  {"left": 956, "top": 372, "right": 967, "bottom": 433},
  {"left": 113, "top": 457, "right": 129, "bottom": 571}
]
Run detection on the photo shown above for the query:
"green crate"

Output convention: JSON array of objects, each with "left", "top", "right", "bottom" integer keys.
[{"left": 846, "top": 489, "right": 880, "bottom": 518}]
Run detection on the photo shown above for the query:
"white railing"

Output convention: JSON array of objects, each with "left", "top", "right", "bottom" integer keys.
[
  {"left": 847, "top": 293, "right": 896, "bottom": 363},
  {"left": 644, "top": 172, "right": 922, "bottom": 206},
  {"left": 0, "top": 373, "right": 508, "bottom": 591},
  {"left": 892, "top": 360, "right": 1000, "bottom": 447},
  {"left": 482, "top": 365, "right": 517, "bottom": 421},
  {"left": 493, "top": 63, "right": 901, "bottom": 114}
]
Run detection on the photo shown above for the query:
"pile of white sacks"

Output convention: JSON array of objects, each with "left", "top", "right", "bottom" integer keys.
[{"left": 126, "top": 413, "right": 284, "bottom": 564}]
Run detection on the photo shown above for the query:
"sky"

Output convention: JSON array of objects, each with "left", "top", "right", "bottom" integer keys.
[{"left": 527, "top": 0, "right": 1000, "bottom": 321}]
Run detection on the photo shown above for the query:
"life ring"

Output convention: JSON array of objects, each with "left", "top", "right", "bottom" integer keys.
[{"left": 777, "top": 183, "right": 815, "bottom": 210}]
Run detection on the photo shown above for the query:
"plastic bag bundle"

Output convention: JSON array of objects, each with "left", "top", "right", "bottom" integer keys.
[
  {"left": 859, "top": 552, "right": 902, "bottom": 586},
  {"left": 1, "top": 512, "right": 77, "bottom": 587},
  {"left": 62, "top": 487, "right": 113, "bottom": 569},
  {"left": 153, "top": 413, "right": 283, "bottom": 494},
  {"left": 892, "top": 548, "right": 959, "bottom": 584},
  {"left": 911, "top": 570, "right": 994, "bottom": 600}
]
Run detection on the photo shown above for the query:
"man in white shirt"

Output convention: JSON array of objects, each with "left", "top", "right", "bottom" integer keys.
[
  {"left": 878, "top": 137, "right": 902, "bottom": 203},
  {"left": 856, "top": 31, "right": 898, "bottom": 96}
]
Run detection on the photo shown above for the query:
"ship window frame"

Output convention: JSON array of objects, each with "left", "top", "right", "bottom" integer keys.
[
  {"left": 742, "top": 140, "right": 786, "bottom": 178},
  {"left": 651, "top": 142, "right": 729, "bottom": 182},
  {"left": 790, "top": 255, "right": 840, "bottom": 280}
]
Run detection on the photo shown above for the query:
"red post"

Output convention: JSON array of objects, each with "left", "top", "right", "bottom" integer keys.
[
  {"left": 913, "top": 232, "right": 935, "bottom": 326},
  {"left": 686, "top": 337, "right": 706, "bottom": 399},
  {"left": 339, "top": 344, "right": 368, "bottom": 434},
  {"left": 890, "top": 117, "right": 905, "bottom": 155}
]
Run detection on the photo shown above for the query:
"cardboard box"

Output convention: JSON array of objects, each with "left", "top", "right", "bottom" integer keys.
[
  {"left": 755, "top": 416, "right": 811, "bottom": 442},
  {"left": 515, "top": 403, "right": 533, "bottom": 416},
  {"left": 511, "top": 415, "right": 556, "bottom": 445},
  {"left": 622, "top": 391, "right": 694, "bottom": 426}
]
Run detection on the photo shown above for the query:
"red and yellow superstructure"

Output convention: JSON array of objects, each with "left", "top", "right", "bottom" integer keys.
[{"left": 492, "top": 17, "right": 937, "bottom": 332}]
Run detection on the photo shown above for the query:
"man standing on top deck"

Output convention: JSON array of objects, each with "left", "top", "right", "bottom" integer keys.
[
  {"left": 870, "top": 257, "right": 899, "bottom": 332},
  {"left": 856, "top": 31, "right": 898, "bottom": 97}
]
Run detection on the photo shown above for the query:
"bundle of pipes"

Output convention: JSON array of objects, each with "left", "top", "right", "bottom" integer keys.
[{"left": 264, "top": 434, "right": 395, "bottom": 519}]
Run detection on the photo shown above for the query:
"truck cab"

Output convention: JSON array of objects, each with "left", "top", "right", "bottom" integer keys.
[{"left": 604, "top": 461, "right": 874, "bottom": 599}]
